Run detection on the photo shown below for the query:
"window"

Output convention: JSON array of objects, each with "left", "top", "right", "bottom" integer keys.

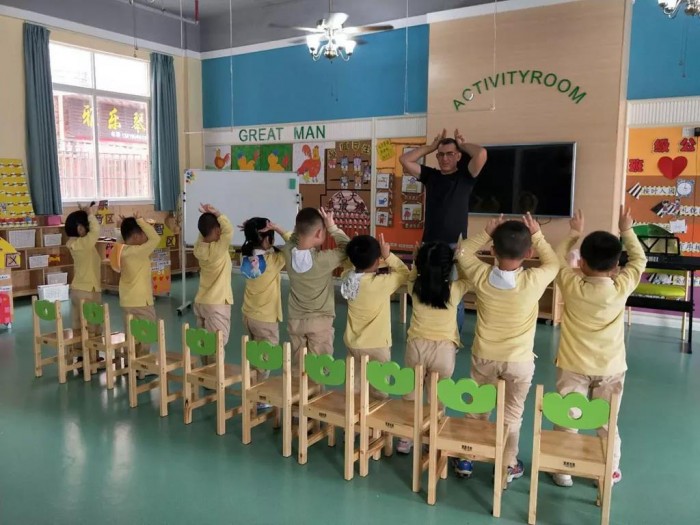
[{"left": 50, "top": 43, "right": 151, "bottom": 202}]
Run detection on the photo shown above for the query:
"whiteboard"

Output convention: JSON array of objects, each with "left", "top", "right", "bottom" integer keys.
[{"left": 183, "top": 170, "right": 299, "bottom": 246}]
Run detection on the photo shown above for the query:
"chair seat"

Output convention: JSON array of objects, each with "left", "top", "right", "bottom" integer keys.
[
  {"left": 39, "top": 329, "right": 81, "bottom": 345},
  {"left": 367, "top": 399, "right": 430, "bottom": 436},
  {"left": 133, "top": 351, "right": 183, "bottom": 369},
  {"left": 634, "top": 283, "right": 686, "bottom": 299},
  {"left": 305, "top": 391, "right": 383, "bottom": 426},
  {"left": 187, "top": 363, "right": 242, "bottom": 386},
  {"left": 249, "top": 376, "right": 295, "bottom": 404},
  {"left": 86, "top": 332, "right": 127, "bottom": 349},
  {"left": 538, "top": 429, "right": 606, "bottom": 477},
  {"left": 437, "top": 417, "right": 501, "bottom": 459}
]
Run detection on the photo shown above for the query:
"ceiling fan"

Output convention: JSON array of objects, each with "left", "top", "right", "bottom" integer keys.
[{"left": 271, "top": 0, "right": 394, "bottom": 61}]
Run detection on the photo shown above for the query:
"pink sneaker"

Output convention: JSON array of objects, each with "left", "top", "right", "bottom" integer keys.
[{"left": 595, "top": 470, "right": 622, "bottom": 487}]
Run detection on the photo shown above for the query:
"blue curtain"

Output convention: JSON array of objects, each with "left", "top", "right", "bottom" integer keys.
[
  {"left": 23, "top": 23, "right": 62, "bottom": 215},
  {"left": 150, "top": 52, "right": 180, "bottom": 211}
]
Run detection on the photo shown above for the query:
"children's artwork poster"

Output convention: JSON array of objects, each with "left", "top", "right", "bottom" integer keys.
[
  {"left": 151, "top": 248, "right": 171, "bottom": 296},
  {"left": 325, "top": 190, "right": 370, "bottom": 235},
  {"left": 293, "top": 142, "right": 333, "bottom": 184},
  {"left": 377, "top": 139, "right": 395, "bottom": 162},
  {"left": 626, "top": 127, "right": 699, "bottom": 254},
  {"left": 231, "top": 145, "right": 261, "bottom": 171},
  {"left": 205, "top": 146, "right": 232, "bottom": 170},
  {"left": 260, "top": 144, "right": 292, "bottom": 172},
  {"left": 374, "top": 138, "right": 427, "bottom": 251},
  {"left": 0, "top": 159, "right": 35, "bottom": 225},
  {"left": 95, "top": 202, "right": 117, "bottom": 240}
]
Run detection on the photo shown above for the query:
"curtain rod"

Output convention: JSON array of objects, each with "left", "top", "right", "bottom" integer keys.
[{"left": 117, "top": 0, "right": 198, "bottom": 25}]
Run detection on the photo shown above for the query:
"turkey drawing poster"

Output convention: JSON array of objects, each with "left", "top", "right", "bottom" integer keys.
[{"left": 293, "top": 142, "right": 334, "bottom": 185}]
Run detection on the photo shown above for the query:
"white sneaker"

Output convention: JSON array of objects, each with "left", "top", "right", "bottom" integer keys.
[
  {"left": 256, "top": 402, "right": 272, "bottom": 411},
  {"left": 552, "top": 474, "right": 573, "bottom": 487},
  {"left": 396, "top": 438, "right": 413, "bottom": 454}
]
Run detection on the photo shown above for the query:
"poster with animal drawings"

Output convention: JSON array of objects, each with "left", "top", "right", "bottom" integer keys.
[
  {"left": 293, "top": 142, "right": 332, "bottom": 184},
  {"left": 205, "top": 146, "right": 231, "bottom": 170}
]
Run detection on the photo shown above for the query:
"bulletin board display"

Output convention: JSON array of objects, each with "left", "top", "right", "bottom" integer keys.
[
  {"left": 625, "top": 127, "right": 699, "bottom": 254},
  {"left": 374, "top": 138, "right": 427, "bottom": 252}
]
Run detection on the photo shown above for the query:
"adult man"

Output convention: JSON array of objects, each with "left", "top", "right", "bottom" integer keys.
[{"left": 399, "top": 128, "right": 487, "bottom": 332}]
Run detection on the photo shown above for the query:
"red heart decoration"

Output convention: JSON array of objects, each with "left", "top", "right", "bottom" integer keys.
[{"left": 658, "top": 156, "right": 688, "bottom": 180}]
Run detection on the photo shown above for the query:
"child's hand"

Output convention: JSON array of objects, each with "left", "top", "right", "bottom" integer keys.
[
  {"left": 485, "top": 214, "right": 504, "bottom": 236},
  {"left": 379, "top": 233, "right": 391, "bottom": 260},
  {"left": 319, "top": 207, "right": 335, "bottom": 229},
  {"left": 522, "top": 212, "right": 540, "bottom": 235},
  {"left": 199, "top": 203, "right": 220, "bottom": 217},
  {"left": 570, "top": 209, "right": 584, "bottom": 235},
  {"left": 259, "top": 220, "right": 281, "bottom": 234},
  {"left": 133, "top": 210, "right": 142, "bottom": 220},
  {"left": 619, "top": 204, "right": 633, "bottom": 232}
]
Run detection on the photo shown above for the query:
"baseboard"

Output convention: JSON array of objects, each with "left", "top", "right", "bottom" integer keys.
[{"left": 630, "top": 311, "right": 700, "bottom": 331}]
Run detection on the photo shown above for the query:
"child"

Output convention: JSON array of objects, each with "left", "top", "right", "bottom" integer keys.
[
  {"left": 456, "top": 213, "right": 559, "bottom": 481},
  {"left": 550, "top": 206, "right": 645, "bottom": 488},
  {"left": 281, "top": 207, "right": 349, "bottom": 365},
  {"left": 193, "top": 204, "right": 233, "bottom": 366},
  {"left": 397, "top": 241, "right": 470, "bottom": 454},
  {"left": 340, "top": 233, "right": 409, "bottom": 398},
  {"left": 65, "top": 204, "right": 101, "bottom": 339},
  {"left": 240, "top": 217, "right": 291, "bottom": 386},
  {"left": 113, "top": 212, "right": 160, "bottom": 357}
]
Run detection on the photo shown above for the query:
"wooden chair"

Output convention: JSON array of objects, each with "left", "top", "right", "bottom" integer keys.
[
  {"left": 427, "top": 373, "right": 507, "bottom": 518},
  {"left": 359, "top": 361, "right": 429, "bottom": 492},
  {"left": 80, "top": 300, "right": 128, "bottom": 390},
  {"left": 528, "top": 385, "right": 619, "bottom": 525},
  {"left": 182, "top": 324, "right": 243, "bottom": 435},
  {"left": 298, "top": 349, "right": 375, "bottom": 480},
  {"left": 126, "top": 315, "right": 183, "bottom": 417},
  {"left": 32, "top": 297, "right": 85, "bottom": 383},
  {"left": 241, "top": 336, "right": 290, "bottom": 455}
]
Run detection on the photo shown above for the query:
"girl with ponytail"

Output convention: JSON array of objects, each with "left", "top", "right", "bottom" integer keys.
[
  {"left": 240, "top": 217, "right": 292, "bottom": 396},
  {"left": 396, "top": 241, "right": 471, "bottom": 455}
]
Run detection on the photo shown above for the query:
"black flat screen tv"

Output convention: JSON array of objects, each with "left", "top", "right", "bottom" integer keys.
[{"left": 468, "top": 142, "right": 576, "bottom": 218}]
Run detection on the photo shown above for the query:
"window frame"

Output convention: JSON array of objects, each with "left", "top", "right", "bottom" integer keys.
[{"left": 51, "top": 43, "right": 153, "bottom": 205}]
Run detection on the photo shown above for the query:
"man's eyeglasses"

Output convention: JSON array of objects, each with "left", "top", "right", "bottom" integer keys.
[{"left": 436, "top": 152, "right": 457, "bottom": 159}]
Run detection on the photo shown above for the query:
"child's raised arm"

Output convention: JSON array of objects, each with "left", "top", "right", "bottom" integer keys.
[
  {"left": 555, "top": 209, "right": 583, "bottom": 287},
  {"left": 456, "top": 215, "right": 503, "bottom": 280},
  {"left": 380, "top": 234, "right": 410, "bottom": 292},
  {"left": 614, "top": 206, "right": 647, "bottom": 295},
  {"left": 317, "top": 208, "right": 350, "bottom": 270},
  {"left": 523, "top": 212, "right": 559, "bottom": 284}
]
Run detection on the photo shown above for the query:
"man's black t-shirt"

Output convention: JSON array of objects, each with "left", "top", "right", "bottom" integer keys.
[{"left": 420, "top": 156, "right": 476, "bottom": 244}]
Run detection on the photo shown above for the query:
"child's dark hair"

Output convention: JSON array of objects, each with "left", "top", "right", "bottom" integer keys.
[
  {"left": 198, "top": 212, "right": 219, "bottom": 237},
  {"left": 295, "top": 207, "right": 324, "bottom": 236},
  {"left": 580, "top": 231, "right": 622, "bottom": 272},
  {"left": 120, "top": 218, "right": 143, "bottom": 242},
  {"left": 346, "top": 235, "right": 381, "bottom": 271},
  {"left": 413, "top": 242, "right": 454, "bottom": 309},
  {"left": 65, "top": 210, "right": 89, "bottom": 237},
  {"left": 492, "top": 221, "right": 532, "bottom": 259},
  {"left": 241, "top": 217, "right": 276, "bottom": 257}
]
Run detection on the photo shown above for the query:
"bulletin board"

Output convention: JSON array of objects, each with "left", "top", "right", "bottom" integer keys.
[
  {"left": 625, "top": 127, "right": 699, "bottom": 254},
  {"left": 0, "top": 159, "right": 35, "bottom": 224},
  {"left": 374, "top": 138, "right": 427, "bottom": 252}
]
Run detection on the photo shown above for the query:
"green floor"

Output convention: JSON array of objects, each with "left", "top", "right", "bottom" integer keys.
[{"left": 1, "top": 276, "right": 698, "bottom": 524}]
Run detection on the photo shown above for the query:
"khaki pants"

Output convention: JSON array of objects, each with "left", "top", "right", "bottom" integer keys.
[
  {"left": 70, "top": 289, "right": 102, "bottom": 342},
  {"left": 288, "top": 316, "right": 335, "bottom": 368},
  {"left": 346, "top": 346, "right": 391, "bottom": 399},
  {"left": 469, "top": 355, "right": 535, "bottom": 468},
  {"left": 403, "top": 338, "right": 457, "bottom": 401},
  {"left": 555, "top": 368, "right": 625, "bottom": 471},
  {"left": 194, "top": 303, "right": 232, "bottom": 366},
  {"left": 243, "top": 314, "right": 280, "bottom": 382},
  {"left": 122, "top": 306, "right": 156, "bottom": 357}
]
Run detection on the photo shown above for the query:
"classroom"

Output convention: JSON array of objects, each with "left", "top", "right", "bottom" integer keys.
[{"left": 0, "top": 0, "right": 699, "bottom": 524}]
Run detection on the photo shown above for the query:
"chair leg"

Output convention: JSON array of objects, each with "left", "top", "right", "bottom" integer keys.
[
  {"left": 600, "top": 474, "right": 613, "bottom": 525},
  {"left": 128, "top": 363, "right": 138, "bottom": 408},
  {"left": 528, "top": 467, "right": 540, "bottom": 524},
  {"left": 242, "top": 398, "right": 252, "bottom": 445},
  {"left": 33, "top": 340, "right": 43, "bottom": 378},
  {"left": 327, "top": 424, "right": 336, "bottom": 447},
  {"left": 273, "top": 407, "right": 281, "bottom": 429},
  {"left": 359, "top": 426, "right": 369, "bottom": 477},
  {"left": 216, "top": 382, "right": 226, "bottom": 435},
  {"left": 427, "top": 444, "right": 438, "bottom": 505},
  {"left": 411, "top": 439, "right": 421, "bottom": 493},
  {"left": 344, "top": 424, "right": 354, "bottom": 481},
  {"left": 159, "top": 366, "right": 168, "bottom": 418},
  {"left": 440, "top": 452, "right": 448, "bottom": 480},
  {"left": 82, "top": 345, "right": 91, "bottom": 382},
  {"left": 105, "top": 348, "right": 115, "bottom": 390},
  {"left": 183, "top": 380, "right": 193, "bottom": 425},
  {"left": 298, "top": 413, "right": 309, "bottom": 465},
  {"left": 493, "top": 447, "right": 504, "bottom": 517},
  {"left": 282, "top": 403, "right": 292, "bottom": 458},
  {"left": 57, "top": 342, "right": 67, "bottom": 384},
  {"left": 384, "top": 433, "right": 393, "bottom": 457}
]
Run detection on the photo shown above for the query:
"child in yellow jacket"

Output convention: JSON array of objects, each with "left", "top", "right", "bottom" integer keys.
[
  {"left": 193, "top": 204, "right": 234, "bottom": 366},
  {"left": 340, "top": 233, "right": 409, "bottom": 397},
  {"left": 65, "top": 204, "right": 102, "bottom": 338},
  {"left": 456, "top": 213, "right": 559, "bottom": 482},
  {"left": 550, "top": 207, "right": 646, "bottom": 488},
  {"left": 113, "top": 213, "right": 160, "bottom": 356}
]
